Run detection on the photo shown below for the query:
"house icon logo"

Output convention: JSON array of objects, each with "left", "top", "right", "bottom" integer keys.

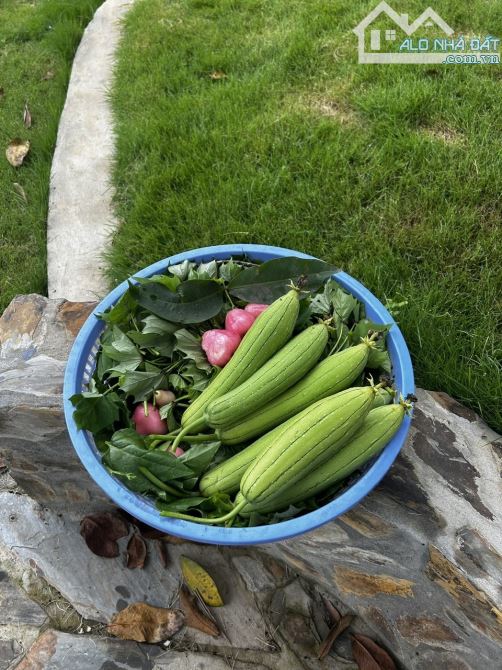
[{"left": 353, "top": 1, "right": 454, "bottom": 63}]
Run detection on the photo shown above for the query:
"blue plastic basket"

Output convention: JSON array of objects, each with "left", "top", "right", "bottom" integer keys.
[{"left": 63, "top": 244, "right": 414, "bottom": 545}]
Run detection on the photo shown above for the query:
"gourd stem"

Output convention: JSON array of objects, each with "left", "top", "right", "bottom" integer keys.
[
  {"left": 138, "top": 466, "right": 185, "bottom": 498},
  {"left": 160, "top": 499, "right": 247, "bottom": 525},
  {"left": 170, "top": 419, "right": 206, "bottom": 452},
  {"left": 179, "top": 433, "right": 217, "bottom": 443}
]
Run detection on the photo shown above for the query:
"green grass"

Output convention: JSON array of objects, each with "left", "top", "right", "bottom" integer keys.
[
  {"left": 0, "top": 0, "right": 103, "bottom": 310},
  {"left": 109, "top": 0, "right": 502, "bottom": 432}
]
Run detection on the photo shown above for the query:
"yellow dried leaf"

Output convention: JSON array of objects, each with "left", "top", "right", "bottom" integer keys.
[
  {"left": 6, "top": 139, "right": 30, "bottom": 167},
  {"left": 108, "top": 602, "right": 184, "bottom": 643},
  {"left": 180, "top": 556, "right": 223, "bottom": 607},
  {"left": 209, "top": 70, "right": 227, "bottom": 80}
]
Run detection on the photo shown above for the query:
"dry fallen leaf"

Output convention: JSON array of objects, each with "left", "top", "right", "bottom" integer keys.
[
  {"left": 180, "top": 587, "right": 220, "bottom": 637},
  {"left": 12, "top": 182, "right": 27, "bottom": 203},
  {"left": 23, "top": 102, "right": 32, "bottom": 129},
  {"left": 42, "top": 70, "right": 54, "bottom": 80},
  {"left": 108, "top": 602, "right": 184, "bottom": 643},
  {"left": 322, "top": 595, "right": 341, "bottom": 626},
  {"left": 318, "top": 598, "right": 354, "bottom": 660},
  {"left": 156, "top": 539, "right": 169, "bottom": 568},
  {"left": 126, "top": 533, "right": 147, "bottom": 569},
  {"left": 6, "top": 139, "right": 30, "bottom": 167},
  {"left": 351, "top": 634, "right": 397, "bottom": 670},
  {"left": 209, "top": 70, "right": 227, "bottom": 80},
  {"left": 80, "top": 512, "right": 129, "bottom": 558},
  {"left": 180, "top": 556, "right": 223, "bottom": 607}
]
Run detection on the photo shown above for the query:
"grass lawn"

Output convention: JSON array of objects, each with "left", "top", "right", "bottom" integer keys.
[
  {"left": 109, "top": 0, "right": 502, "bottom": 432},
  {"left": 0, "top": 0, "right": 103, "bottom": 311}
]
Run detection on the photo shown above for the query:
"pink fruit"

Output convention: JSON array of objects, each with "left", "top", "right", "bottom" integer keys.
[
  {"left": 244, "top": 303, "right": 269, "bottom": 318},
  {"left": 201, "top": 329, "right": 241, "bottom": 366},
  {"left": 132, "top": 403, "right": 167, "bottom": 436},
  {"left": 225, "top": 308, "right": 256, "bottom": 336},
  {"left": 175, "top": 447, "right": 185, "bottom": 457}
]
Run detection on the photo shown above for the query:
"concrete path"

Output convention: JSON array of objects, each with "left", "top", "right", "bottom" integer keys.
[{"left": 47, "top": 0, "right": 134, "bottom": 302}]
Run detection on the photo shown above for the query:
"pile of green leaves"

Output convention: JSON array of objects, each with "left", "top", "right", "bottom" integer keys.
[{"left": 70, "top": 256, "right": 391, "bottom": 525}]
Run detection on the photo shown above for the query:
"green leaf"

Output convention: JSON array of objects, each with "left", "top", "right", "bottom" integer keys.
[
  {"left": 177, "top": 441, "right": 221, "bottom": 476},
  {"left": 180, "top": 362, "right": 212, "bottom": 393},
  {"left": 228, "top": 257, "right": 338, "bottom": 302},
  {"left": 159, "top": 402, "right": 174, "bottom": 421},
  {"left": 141, "top": 314, "right": 180, "bottom": 334},
  {"left": 108, "top": 427, "right": 146, "bottom": 450},
  {"left": 101, "top": 328, "right": 142, "bottom": 373},
  {"left": 174, "top": 329, "right": 212, "bottom": 372},
  {"left": 147, "top": 274, "right": 181, "bottom": 291},
  {"left": 99, "top": 287, "right": 137, "bottom": 326},
  {"left": 105, "top": 429, "right": 192, "bottom": 491},
  {"left": 168, "top": 373, "right": 189, "bottom": 391},
  {"left": 331, "top": 287, "right": 358, "bottom": 321},
  {"left": 351, "top": 319, "right": 391, "bottom": 344},
  {"left": 168, "top": 260, "right": 194, "bottom": 281},
  {"left": 130, "top": 279, "right": 224, "bottom": 324},
  {"left": 219, "top": 259, "right": 243, "bottom": 283},
  {"left": 156, "top": 496, "right": 208, "bottom": 513},
  {"left": 127, "top": 330, "right": 175, "bottom": 356},
  {"left": 367, "top": 347, "right": 392, "bottom": 373},
  {"left": 118, "top": 370, "right": 165, "bottom": 402},
  {"left": 70, "top": 392, "right": 122, "bottom": 433},
  {"left": 188, "top": 260, "right": 218, "bottom": 280},
  {"left": 157, "top": 492, "right": 233, "bottom": 516}
]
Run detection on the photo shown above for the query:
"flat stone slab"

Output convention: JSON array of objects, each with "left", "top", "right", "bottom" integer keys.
[
  {"left": 47, "top": 0, "right": 134, "bottom": 301},
  {"left": 0, "top": 568, "right": 47, "bottom": 670},
  {"left": 0, "top": 492, "right": 271, "bottom": 653}
]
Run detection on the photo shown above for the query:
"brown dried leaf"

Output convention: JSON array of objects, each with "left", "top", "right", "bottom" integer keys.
[
  {"left": 180, "top": 556, "right": 223, "bottom": 607},
  {"left": 352, "top": 634, "right": 397, "bottom": 670},
  {"left": 318, "top": 613, "right": 354, "bottom": 660},
  {"left": 156, "top": 539, "right": 169, "bottom": 568},
  {"left": 12, "top": 182, "right": 27, "bottom": 203},
  {"left": 80, "top": 512, "right": 128, "bottom": 558},
  {"left": 322, "top": 595, "right": 341, "bottom": 626},
  {"left": 42, "top": 70, "right": 54, "bottom": 80},
  {"left": 6, "top": 139, "right": 30, "bottom": 167},
  {"left": 23, "top": 102, "right": 32, "bottom": 129},
  {"left": 108, "top": 602, "right": 184, "bottom": 643},
  {"left": 209, "top": 70, "right": 227, "bottom": 80},
  {"left": 126, "top": 533, "right": 147, "bottom": 569},
  {"left": 180, "top": 587, "right": 220, "bottom": 637}
]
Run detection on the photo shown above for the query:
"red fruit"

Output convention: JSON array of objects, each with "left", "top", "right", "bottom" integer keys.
[
  {"left": 225, "top": 308, "right": 256, "bottom": 336},
  {"left": 244, "top": 303, "right": 268, "bottom": 318},
  {"left": 132, "top": 403, "right": 167, "bottom": 436},
  {"left": 174, "top": 447, "right": 185, "bottom": 457},
  {"left": 201, "top": 329, "right": 241, "bottom": 366}
]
